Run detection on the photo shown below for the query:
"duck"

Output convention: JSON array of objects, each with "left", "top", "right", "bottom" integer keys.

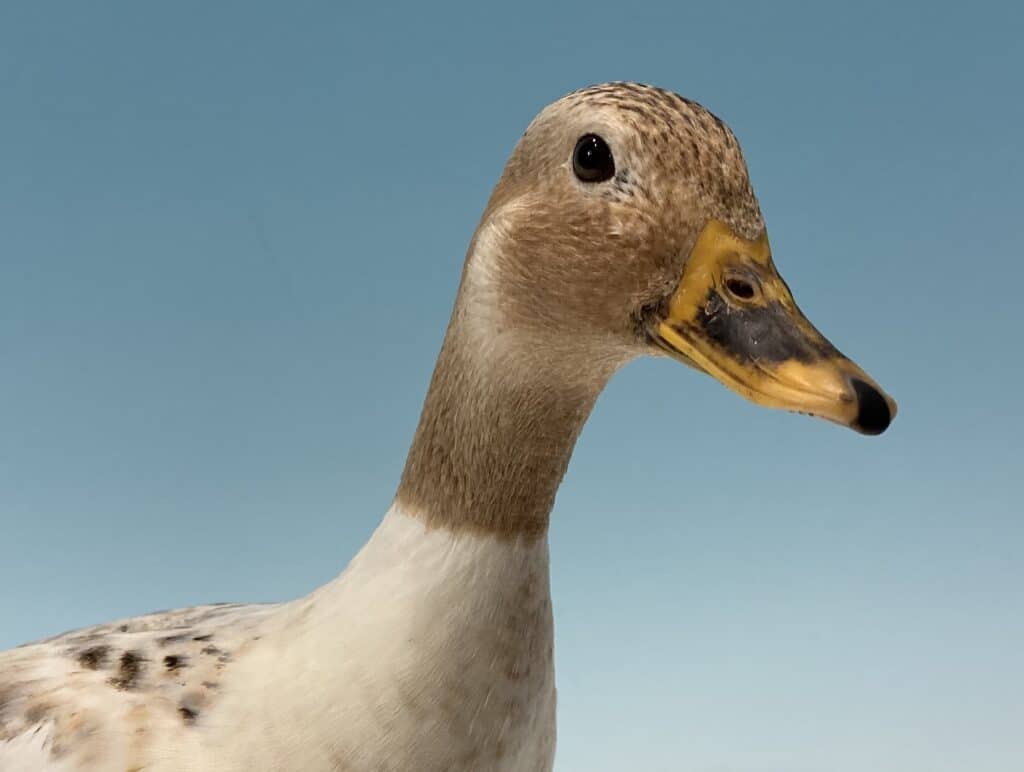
[{"left": 0, "top": 82, "right": 896, "bottom": 772}]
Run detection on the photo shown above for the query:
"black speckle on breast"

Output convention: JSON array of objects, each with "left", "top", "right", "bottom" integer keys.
[
  {"left": 157, "top": 633, "right": 190, "bottom": 647},
  {"left": 163, "top": 654, "right": 189, "bottom": 672},
  {"left": 178, "top": 691, "right": 206, "bottom": 726},
  {"left": 199, "top": 643, "right": 233, "bottom": 667},
  {"left": 76, "top": 645, "right": 112, "bottom": 670},
  {"left": 108, "top": 650, "right": 146, "bottom": 691}
]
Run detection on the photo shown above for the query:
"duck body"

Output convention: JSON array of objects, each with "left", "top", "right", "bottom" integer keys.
[
  {"left": 0, "top": 507, "right": 555, "bottom": 771},
  {"left": 1, "top": 82, "right": 895, "bottom": 770}
]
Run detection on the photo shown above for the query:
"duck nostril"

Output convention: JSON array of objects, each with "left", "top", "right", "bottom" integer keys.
[{"left": 724, "top": 277, "right": 756, "bottom": 300}]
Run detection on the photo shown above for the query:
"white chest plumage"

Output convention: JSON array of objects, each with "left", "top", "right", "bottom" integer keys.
[
  {"left": 198, "top": 506, "right": 557, "bottom": 772},
  {"left": 0, "top": 507, "right": 557, "bottom": 772}
]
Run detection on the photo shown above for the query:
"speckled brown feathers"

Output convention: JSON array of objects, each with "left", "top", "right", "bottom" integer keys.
[
  {"left": 397, "top": 82, "right": 765, "bottom": 540},
  {"left": 0, "top": 603, "right": 274, "bottom": 768}
]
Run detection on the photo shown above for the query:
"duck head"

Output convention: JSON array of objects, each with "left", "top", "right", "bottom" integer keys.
[{"left": 467, "top": 82, "right": 895, "bottom": 435}]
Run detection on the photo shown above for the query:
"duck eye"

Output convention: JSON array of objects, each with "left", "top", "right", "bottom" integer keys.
[
  {"left": 724, "top": 277, "right": 757, "bottom": 301},
  {"left": 572, "top": 134, "right": 615, "bottom": 183}
]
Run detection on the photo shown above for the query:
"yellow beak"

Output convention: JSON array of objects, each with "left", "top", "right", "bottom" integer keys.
[{"left": 651, "top": 220, "right": 896, "bottom": 435}]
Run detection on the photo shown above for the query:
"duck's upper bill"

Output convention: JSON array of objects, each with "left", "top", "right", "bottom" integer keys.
[{"left": 648, "top": 219, "right": 895, "bottom": 434}]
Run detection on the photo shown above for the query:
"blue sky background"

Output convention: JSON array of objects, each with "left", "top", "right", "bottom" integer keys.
[{"left": 1, "top": 3, "right": 1021, "bottom": 770}]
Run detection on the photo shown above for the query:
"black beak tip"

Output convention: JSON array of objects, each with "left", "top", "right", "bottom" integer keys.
[{"left": 850, "top": 377, "right": 892, "bottom": 435}]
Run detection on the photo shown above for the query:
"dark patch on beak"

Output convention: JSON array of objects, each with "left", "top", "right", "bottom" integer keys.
[{"left": 695, "top": 290, "right": 839, "bottom": 365}]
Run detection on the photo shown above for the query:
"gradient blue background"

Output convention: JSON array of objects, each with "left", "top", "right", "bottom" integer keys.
[{"left": 2, "top": 3, "right": 1021, "bottom": 770}]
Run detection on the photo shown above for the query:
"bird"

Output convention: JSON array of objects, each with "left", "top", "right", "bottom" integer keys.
[{"left": 0, "top": 82, "right": 896, "bottom": 771}]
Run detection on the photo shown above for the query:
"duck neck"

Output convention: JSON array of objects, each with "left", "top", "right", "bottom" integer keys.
[{"left": 396, "top": 309, "right": 616, "bottom": 541}]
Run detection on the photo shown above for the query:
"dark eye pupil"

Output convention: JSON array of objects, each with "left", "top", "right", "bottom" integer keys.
[{"left": 573, "top": 134, "right": 615, "bottom": 182}]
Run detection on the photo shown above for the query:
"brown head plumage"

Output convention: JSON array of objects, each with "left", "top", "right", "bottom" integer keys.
[{"left": 470, "top": 82, "right": 765, "bottom": 357}]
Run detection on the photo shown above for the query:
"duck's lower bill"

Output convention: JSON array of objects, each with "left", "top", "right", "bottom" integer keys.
[{"left": 650, "top": 219, "right": 896, "bottom": 435}]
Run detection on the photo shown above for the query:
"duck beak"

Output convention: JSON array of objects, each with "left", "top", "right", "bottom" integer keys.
[{"left": 650, "top": 220, "right": 896, "bottom": 435}]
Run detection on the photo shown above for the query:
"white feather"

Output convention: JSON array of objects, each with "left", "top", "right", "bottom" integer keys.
[{"left": 0, "top": 507, "right": 555, "bottom": 771}]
